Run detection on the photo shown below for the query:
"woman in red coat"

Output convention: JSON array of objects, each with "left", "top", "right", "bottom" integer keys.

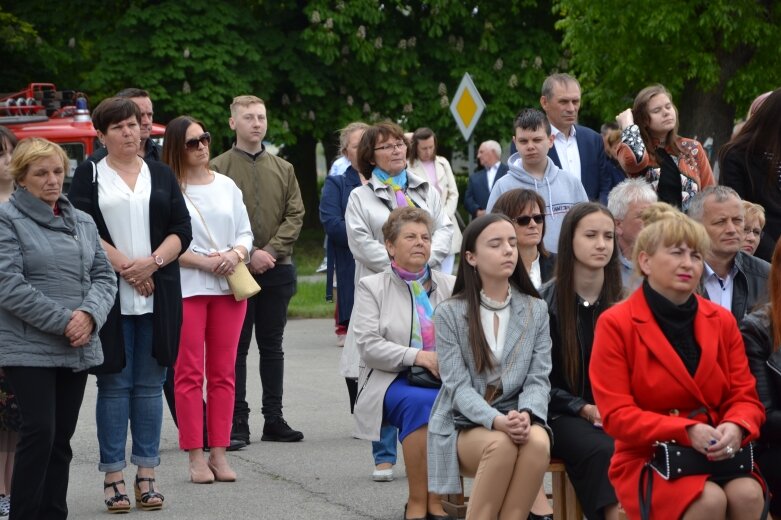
[{"left": 590, "top": 203, "right": 766, "bottom": 519}]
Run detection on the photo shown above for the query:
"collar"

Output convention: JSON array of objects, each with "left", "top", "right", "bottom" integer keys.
[
  {"left": 551, "top": 124, "right": 577, "bottom": 140},
  {"left": 619, "top": 252, "right": 633, "bottom": 270},
  {"left": 232, "top": 143, "right": 266, "bottom": 161},
  {"left": 10, "top": 189, "right": 75, "bottom": 231},
  {"left": 703, "top": 261, "right": 738, "bottom": 283}
]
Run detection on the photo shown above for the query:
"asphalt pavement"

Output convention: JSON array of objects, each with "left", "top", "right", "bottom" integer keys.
[{"left": 66, "top": 318, "right": 411, "bottom": 519}]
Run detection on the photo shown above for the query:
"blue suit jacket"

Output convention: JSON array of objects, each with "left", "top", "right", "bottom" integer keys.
[
  {"left": 464, "top": 163, "right": 509, "bottom": 217},
  {"left": 546, "top": 124, "right": 622, "bottom": 204}
]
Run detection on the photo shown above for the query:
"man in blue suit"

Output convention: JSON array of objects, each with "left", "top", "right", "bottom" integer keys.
[
  {"left": 539, "top": 73, "right": 622, "bottom": 204},
  {"left": 464, "top": 140, "right": 508, "bottom": 218}
]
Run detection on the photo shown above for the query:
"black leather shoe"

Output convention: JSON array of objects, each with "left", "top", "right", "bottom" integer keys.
[
  {"left": 528, "top": 513, "right": 553, "bottom": 520},
  {"left": 226, "top": 438, "right": 246, "bottom": 451},
  {"left": 427, "top": 514, "right": 454, "bottom": 520},
  {"left": 403, "top": 504, "right": 426, "bottom": 520},
  {"left": 261, "top": 417, "right": 303, "bottom": 442},
  {"left": 227, "top": 416, "right": 250, "bottom": 451}
]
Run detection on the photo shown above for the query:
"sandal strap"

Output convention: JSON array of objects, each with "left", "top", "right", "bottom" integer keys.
[
  {"left": 104, "top": 479, "right": 126, "bottom": 491},
  {"left": 104, "top": 480, "right": 130, "bottom": 506},
  {"left": 136, "top": 476, "right": 164, "bottom": 503}
]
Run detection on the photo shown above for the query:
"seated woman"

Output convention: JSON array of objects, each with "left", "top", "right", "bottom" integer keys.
[
  {"left": 491, "top": 188, "right": 556, "bottom": 289},
  {"left": 741, "top": 237, "right": 781, "bottom": 518},
  {"left": 591, "top": 203, "right": 766, "bottom": 520},
  {"left": 351, "top": 207, "right": 455, "bottom": 520},
  {"left": 741, "top": 201, "right": 766, "bottom": 257},
  {"left": 615, "top": 85, "right": 715, "bottom": 211},
  {"left": 540, "top": 202, "right": 622, "bottom": 520},
  {"left": 428, "top": 214, "right": 552, "bottom": 520}
]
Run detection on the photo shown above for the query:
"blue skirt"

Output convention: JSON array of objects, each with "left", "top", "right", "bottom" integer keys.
[{"left": 383, "top": 373, "right": 438, "bottom": 443}]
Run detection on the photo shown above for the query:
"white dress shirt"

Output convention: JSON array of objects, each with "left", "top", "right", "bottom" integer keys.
[
  {"left": 97, "top": 159, "right": 153, "bottom": 315},
  {"left": 181, "top": 173, "right": 254, "bottom": 298},
  {"left": 703, "top": 262, "right": 738, "bottom": 311},
  {"left": 551, "top": 124, "right": 582, "bottom": 181},
  {"left": 486, "top": 163, "right": 500, "bottom": 191},
  {"left": 479, "top": 294, "right": 511, "bottom": 385},
  {"left": 529, "top": 252, "right": 542, "bottom": 289}
]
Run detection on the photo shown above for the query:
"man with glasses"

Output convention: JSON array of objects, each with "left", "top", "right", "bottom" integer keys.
[
  {"left": 486, "top": 108, "right": 587, "bottom": 253},
  {"left": 211, "top": 95, "right": 305, "bottom": 449},
  {"left": 88, "top": 88, "right": 161, "bottom": 162},
  {"left": 687, "top": 186, "right": 770, "bottom": 321}
]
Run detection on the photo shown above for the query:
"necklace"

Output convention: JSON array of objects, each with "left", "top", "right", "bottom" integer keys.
[{"left": 107, "top": 156, "right": 141, "bottom": 176}]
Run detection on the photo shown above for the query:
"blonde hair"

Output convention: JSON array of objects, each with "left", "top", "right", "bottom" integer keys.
[
  {"left": 742, "top": 200, "right": 766, "bottom": 229},
  {"left": 632, "top": 202, "right": 711, "bottom": 277},
  {"left": 8, "top": 138, "right": 69, "bottom": 184},
  {"left": 230, "top": 95, "right": 265, "bottom": 117}
]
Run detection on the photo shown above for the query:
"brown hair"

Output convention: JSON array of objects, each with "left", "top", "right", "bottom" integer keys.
[
  {"left": 409, "top": 127, "right": 436, "bottom": 162},
  {"left": 8, "top": 137, "right": 69, "bottom": 184},
  {"left": 162, "top": 115, "right": 208, "bottom": 187},
  {"left": 490, "top": 188, "right": 550, "bottom": 258},
  {"left": 381, "top": 206, "right": 434, "bottom": 247},
  {"left": 356, "top": 121, "right": 408, "bottom": 179},
  {"left": 770, "top": 238, "right": 781, "bottom": 349},
  {"left": 452, "top": 214, "right": 540, "bottom": 374},
  {"left": 632, "top": 84, "right": 682, "bottom": 159},
  {"left": 92, "top": 97, "right": 141, "bottom": 134},
  {"left": 0, "top": 126, "right": 18, "bottom": 153},
  {"left": 554, "top": 202, "right": 623, "bottom": 390}
]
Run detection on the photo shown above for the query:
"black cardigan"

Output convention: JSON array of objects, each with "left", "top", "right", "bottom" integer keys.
[{"left": 68, "top": 159, "right": 192, "bottom": 372}]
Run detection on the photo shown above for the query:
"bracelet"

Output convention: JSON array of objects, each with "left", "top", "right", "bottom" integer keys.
[{"left": 231, "top": 247, "right": 245, "bottom": 262}]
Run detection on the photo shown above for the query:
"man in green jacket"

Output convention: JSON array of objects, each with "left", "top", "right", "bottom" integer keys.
[{"left": 211, "top": 95, "right": 305, "bottom": 448}]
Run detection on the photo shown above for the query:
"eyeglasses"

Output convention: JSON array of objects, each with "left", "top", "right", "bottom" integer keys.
[
  {"left": 185, "top": 132, "right": 211, "bottom": 151},
  {"left": 374, "top": 142, "right": 407, "bottom": 152},
  {"left": 513, "top": 214, "right": 545, "bottom": 226},
  {"left": 744, "top": 227, "right": 764, "bottom": 238}
]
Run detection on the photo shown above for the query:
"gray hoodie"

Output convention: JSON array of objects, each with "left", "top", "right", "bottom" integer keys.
[{"left": 486, "top": 154, "right": 588, "bottom": 252}]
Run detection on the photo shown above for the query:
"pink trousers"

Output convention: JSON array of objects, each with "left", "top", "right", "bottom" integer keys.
[{"left": 175, "top": 295, "right": 246, "bottom": 449}]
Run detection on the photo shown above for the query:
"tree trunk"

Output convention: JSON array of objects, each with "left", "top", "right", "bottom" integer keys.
[
  {"left": 280, "top": 134, "right": 320, "bottom": 230},
  {"left": 677, "top": 47, "right": 752, "bottom": 176}
]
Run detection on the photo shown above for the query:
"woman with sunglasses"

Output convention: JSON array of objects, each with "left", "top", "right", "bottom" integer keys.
[
  {"left": 539, "top": 202, "right": 623, "bottom": 520},
  {"left": 491, "top": 189, "right": 556, "bottom": 289},
  {"left": 162, "top": 116, "right": 252, "bottom": 484},
  {"left": 70, "top": 97, "right": 192, "bottom": 512}
]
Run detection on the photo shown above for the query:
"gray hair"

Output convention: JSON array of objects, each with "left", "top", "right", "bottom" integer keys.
[
  {"left": 339, "top": 121, "right": 369, "bottom": 154},
  {"left": 607, "top": 178, "right": 658, "bottom": 220},
  {"left": 686, "top": 185, "right": 742, "bottom": 222},
  {"left": 541, "top": 73, "right": 580, "bottom": 99},
  {"left": 481, "top": 140, "right": 501, "bottom": 158}
]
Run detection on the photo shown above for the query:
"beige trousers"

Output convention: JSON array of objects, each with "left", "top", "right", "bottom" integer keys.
[{"left": 457, "top": 424, "right": 550, "bottom": 520}]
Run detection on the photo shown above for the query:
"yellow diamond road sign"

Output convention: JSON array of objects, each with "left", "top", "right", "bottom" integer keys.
[{"left": 450, "top": 73, "right": 485, "bottom": 141}]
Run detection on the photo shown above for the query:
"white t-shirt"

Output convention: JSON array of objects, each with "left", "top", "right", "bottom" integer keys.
[
  {"left": 180, "top": 173, "right": 253, "bottom": 298},
  {"left": 97, "top": 159, "right": 153, "bottom": 315}
]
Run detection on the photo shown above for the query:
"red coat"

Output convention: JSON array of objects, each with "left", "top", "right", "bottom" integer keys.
[{"left": 590, "top": 289, "right": 765, "bottom": 519}]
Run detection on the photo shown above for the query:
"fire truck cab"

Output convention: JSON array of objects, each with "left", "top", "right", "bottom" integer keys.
[{"left": 0, "top": 83, "right": 164, "bottom": 185}]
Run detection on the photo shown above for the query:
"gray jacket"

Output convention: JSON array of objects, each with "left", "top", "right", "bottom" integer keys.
[
  {"left": 428, "top": 292, "right": 552, "bottom": 494},
  {"left": 0, "top": 189, "right": 116, "bottom": 370},
  {"left": 699, "top": 251, "right": 770, "bottom": 322},
  {"left": 345, "top": 171, "right": 454, "bottom": 285},
  {"left": 351, "top": 268, "right": 455, "bottom": 441}
]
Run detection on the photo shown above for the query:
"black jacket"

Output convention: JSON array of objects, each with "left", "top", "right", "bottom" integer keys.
[
  {"left": 87, "top": 138, "right": 162, "bottom": 164},
  {"left": 700, "top": 251, "right": 770, "bottom": 323},
  {"left": 720, "top": 150, "right": 780, "bottom": 262},
  {"left": 68, "top": 159, "right": 192, "bottom": 372},
  {"left": 540, "top": 280, "right": 602, "bottom": 418},
  {"left": 740, "top": 305, "right": 781, "bottom": 445},
  {"left": 539, "top": 252, "right": 557, "bottom": 286}
]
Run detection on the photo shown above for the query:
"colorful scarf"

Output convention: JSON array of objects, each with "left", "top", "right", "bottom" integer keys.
[
  {"left": 373, "top": 167, "right": 416, "bottom": 208},
  {"left": 391, "top": 260, "right": 435, "bottom": 351}
]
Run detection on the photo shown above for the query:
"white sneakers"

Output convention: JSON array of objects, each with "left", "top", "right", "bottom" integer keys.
[{"left": 372, "top": 467, "right": 394, "bottom": 482}]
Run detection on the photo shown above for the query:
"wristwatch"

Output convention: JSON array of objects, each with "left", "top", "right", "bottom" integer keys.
[{"left": 152, "top": 254, "right": 164, "bottom": 267}]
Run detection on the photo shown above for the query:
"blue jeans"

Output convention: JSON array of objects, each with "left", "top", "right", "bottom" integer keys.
[
  {"left": 372, "top": 424, "right": 397, "bottom": 465},
  {"left": 96, "top": 314, "right": 167, "bottom": 472}
]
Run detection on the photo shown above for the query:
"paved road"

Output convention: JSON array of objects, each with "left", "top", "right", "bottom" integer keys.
[{"left": 67, "top": 318, "right": 411, "bottom": 519}]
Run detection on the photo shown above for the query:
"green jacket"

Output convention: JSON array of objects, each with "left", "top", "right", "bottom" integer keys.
[{"left": 211, "top": 145, "right": 304, "bottom": 262}]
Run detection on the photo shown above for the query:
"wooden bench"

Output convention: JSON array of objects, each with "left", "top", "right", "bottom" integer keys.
[{"left": 441, "top": 459, "right": 583, "bottom": 520}]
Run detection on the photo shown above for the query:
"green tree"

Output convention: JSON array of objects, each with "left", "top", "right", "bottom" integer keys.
[{"left": 554, "top": 0, "right": 781, "bottom": 155}]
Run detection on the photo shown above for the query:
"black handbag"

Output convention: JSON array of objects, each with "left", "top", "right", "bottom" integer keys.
[{"left": 407, "top": 366, "right": 441, "bottom": 389}]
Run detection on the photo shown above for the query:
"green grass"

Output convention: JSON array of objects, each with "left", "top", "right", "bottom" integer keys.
[
  {"left": 293, "top": 228, "right": 326, "bottom": 276},
  {"left": 289, "top": 280, "right": 333, "bottom": 319}
]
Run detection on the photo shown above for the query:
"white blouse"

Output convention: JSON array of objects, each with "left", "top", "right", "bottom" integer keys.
[
  {"left": 180, "top": 173, "right": 253, "bottom": 298},
  {"left": 479, "top": 289, "right": 512, "bottom": 384},
  {"left": 97, "top": 158, "right": 153, "bottom": 315},
  {"left": 529, "top": 252, "right": 542, "bottom": 289}
]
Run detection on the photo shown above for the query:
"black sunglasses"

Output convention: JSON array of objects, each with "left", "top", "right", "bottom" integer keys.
[
  {"left": 185, "top": 132, "right": 211, "bottom": 151},
  {"left": 513, "top": 214, "right": 545, "bottom": 226}
]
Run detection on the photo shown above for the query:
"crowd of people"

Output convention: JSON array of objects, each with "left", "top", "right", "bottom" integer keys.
[{"left": 0, "top": 72, "right": 779, "bottom": 520}]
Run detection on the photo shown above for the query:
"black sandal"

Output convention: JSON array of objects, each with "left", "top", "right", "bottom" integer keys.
[
  {"left": 104, "top": 480, "right": 131, "bottom": 514},
  {"left": 134, "top": 475, "right": 164, "bottom": 511}
]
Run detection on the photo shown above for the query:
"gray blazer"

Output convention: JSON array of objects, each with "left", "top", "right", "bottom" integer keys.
[
  {"left": 0, "top": 189, "right": 116, "bottom": 371},
  {"left": 427, "top": 292, "right": 552, "bottom": 494}
]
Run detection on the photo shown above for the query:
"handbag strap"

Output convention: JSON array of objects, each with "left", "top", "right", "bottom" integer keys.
[
  {"left": 638, "top": 464, "right": 653, "bottom": 520},
  {"left": 182, "top": 187, "right": 220, "bottom": 251}
]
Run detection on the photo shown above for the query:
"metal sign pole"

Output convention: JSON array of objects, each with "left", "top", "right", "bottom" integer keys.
[{"left": 468, "top": 137, "right": 475, "bottom": 175}]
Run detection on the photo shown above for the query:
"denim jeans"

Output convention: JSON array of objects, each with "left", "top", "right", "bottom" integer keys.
[
  {"left": 96, "top": 314, "right": 167, "bottom": 472},
  {"left": 372, "top": 424, "right": 398, "bottom": 465}
]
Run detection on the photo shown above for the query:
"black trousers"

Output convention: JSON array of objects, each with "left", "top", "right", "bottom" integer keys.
[
  {"left": 233, "top": 264, "right": 296, "bottom": 420},
  {"left": 5, "top": 366, "right": 88, "bottom": 520},
  {"left": 757, "top": 444, "right": 781, "bottom": 516},
  {"left": 550, "top": 414, "right": 617, "bottom": 520}
]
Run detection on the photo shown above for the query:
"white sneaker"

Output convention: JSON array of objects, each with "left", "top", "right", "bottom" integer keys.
[
  {"left": 316, "top": 257, "right": 328, "bottom": 273},
  {"left": 0, "top": 495, "right": 9, "bottom": 517},
  {"left": 372, "top": 467, "right": 394, "bottom": 482}
]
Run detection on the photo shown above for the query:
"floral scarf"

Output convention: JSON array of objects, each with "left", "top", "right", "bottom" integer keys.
[
  {"left": 373, "top": 166, "right": 416, "bottom": 208},
  {"left": 391, "top": 260, "right": 435, "bottom": 351}
]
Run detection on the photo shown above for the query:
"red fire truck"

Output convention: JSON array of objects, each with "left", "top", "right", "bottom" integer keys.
[{"left": 0, "top": 83, "right": 165, "bottom": 184}]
